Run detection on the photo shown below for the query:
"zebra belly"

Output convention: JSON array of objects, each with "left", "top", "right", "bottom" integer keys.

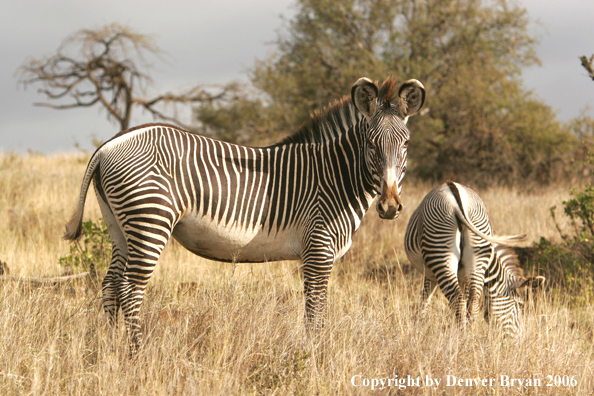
[{"left": 171, "top": 215, "right": 301, "bottom": 263}]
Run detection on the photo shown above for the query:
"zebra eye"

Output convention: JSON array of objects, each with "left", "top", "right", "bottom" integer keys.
[{"left": 403, "top": 140, "right": 409, "bottom": 149}]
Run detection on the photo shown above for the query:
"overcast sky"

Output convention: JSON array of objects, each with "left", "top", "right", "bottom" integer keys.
[{"left": 1, "top": 0, "right": 593, "bottom": 154}]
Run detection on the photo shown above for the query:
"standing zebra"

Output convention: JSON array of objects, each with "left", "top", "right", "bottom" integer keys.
[
  {"left": 404, "top": 181, "right": 545, "bottom": 335},
  {"left": 65, "top": 77, "right": 425, "bottom": 353}
]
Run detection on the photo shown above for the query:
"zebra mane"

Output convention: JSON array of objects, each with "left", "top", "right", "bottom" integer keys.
[{"left": 278, "top": 96, "right": 361, "bottom": 145}]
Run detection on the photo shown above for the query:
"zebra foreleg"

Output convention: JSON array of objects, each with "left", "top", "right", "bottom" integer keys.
[
  {"left": 302, "top": 262, "right": 333, "bottom": 332},
  {"left": 300, "top": 226, "right": 336, "bottom": 332}
]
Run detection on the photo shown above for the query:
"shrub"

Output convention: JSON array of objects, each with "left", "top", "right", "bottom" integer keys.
[
  {"left": 519, "top": 185, "right": 594, "bottom": 305},
  {"left": 59, "top": 218, "right": 111, "bottom": 284}
]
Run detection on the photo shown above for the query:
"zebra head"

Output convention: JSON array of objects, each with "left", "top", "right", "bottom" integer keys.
[
  {"left": 351, "top": 77, "right": 425, "bottom": 219},
  {"left": 487, "top": 246, "right": 547, "bottom": 337},
  {"left": 508, "top": 273, "right": 546, "bottom": 337}
]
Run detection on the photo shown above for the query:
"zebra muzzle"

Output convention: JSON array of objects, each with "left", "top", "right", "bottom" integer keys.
[{"left": 377, "top": 182, "right": 403, "bottom": 219}]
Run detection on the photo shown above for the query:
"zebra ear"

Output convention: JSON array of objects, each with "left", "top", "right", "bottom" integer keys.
[
  {"left": 351, "top": 77, "right": 379, "bottom": 120},
  {"left": 516, "top": 275, "right": 546, "bottom": 290},
  {"left": 397, "top": 79, "right": 425, "bottom": 119}
]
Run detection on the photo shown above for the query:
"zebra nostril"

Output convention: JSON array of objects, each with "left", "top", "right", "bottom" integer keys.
[
  {"left": 376, "top": 201, "right": 385, "bottom": 215},
  {"left": 377, "top": 201, "right": 399, "bottom": 219}
]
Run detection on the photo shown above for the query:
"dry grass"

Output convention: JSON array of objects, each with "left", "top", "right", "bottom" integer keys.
[{"left": 0, "top": 152, "right": 593, "bottom": 395}]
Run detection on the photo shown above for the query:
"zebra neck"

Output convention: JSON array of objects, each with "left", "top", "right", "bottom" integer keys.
[{"left": 315, "top": 125, "right": 377, "bottom": 222}]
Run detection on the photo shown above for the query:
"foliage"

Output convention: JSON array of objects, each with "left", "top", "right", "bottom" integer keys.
[
  {"left": 195, "top": 0, "right": 573, "bottom": 185},
  {"left": 18, "top": 23, "right": 234, "bottom": 132},
  {"left": 580, "top": 54, "right": 594, "bottom": 81},
  {"left": 194, "top": 84, "right": 279, "bottom": 145},
  {"left": 562, "top": 185, "right": 594, "bottom": 239},
  {"left": 568, "top": 111, "right": 594, "bottom": 178},
  {"left": 59, "top": 218, "right": 111, "bottom": 280},
  {"left": 520, "top": 237, "right": 594, "bottom": 306},
  {"left": 415, "top": 80, "right": 573, "bottom": 184},
  {"left": 521, "top": 178, "right": 594, "bottom": 305},
  {"left": 555, "top": 138, "right": 594, "bottom": 244}
]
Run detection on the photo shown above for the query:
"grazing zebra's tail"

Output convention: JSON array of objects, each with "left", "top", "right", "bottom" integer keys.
[
  {"left": 64, "top": 151, "right": 102, "bottom": 241},
  {"left": 446, "top": 180, "right": 527, "bottom": 247}
]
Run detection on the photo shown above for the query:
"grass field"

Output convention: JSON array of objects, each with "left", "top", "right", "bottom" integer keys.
[{"left": 0, "top": 152, "right": 593, "bottom": 395}]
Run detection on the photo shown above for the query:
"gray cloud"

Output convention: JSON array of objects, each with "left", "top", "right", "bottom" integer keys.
[{"left": 521, "top": 0, "right": 594, "bottom": 121}]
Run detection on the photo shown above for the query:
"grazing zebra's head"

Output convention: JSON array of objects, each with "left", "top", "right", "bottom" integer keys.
[
  {"left": 351, "top": 77, "right": 425, "bottom": 219},
  {"left": 486, "top": 246, "right": 547, "bottom": 337}
]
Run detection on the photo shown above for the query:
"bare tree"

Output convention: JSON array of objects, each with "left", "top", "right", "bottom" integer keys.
[
  {"left": 18, "top": 23, "right": 234, "bottom": 131},
  {"left": 580, "top": 55, "right": 594, "bottom": 81}
]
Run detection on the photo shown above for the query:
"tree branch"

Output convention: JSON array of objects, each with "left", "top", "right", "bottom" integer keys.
[
  {"left": 87, "top": 72, "right": 125, "bottom": 125},
  {"left": 0, "top": 272, "right": 90, "bottom": 286},
  {"left": 580, "top": 55, "right": 594, "bottom": 81},
  {"left": 133, "top": 83, "right": 238, "bottom": 130}
]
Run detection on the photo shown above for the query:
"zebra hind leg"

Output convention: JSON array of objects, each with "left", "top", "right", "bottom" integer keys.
[
  {"left": 465, "top": 244, "right": 491, "bottom": 322},
  {"left": 419, "top": 277, "right": 438, "bottom": 315},
  {"left": 101, "top": 246, "right": 127, "bottom": 326},
  {"left": 466, "top": 268, "right": 487, "bottom": 322},
  {"left": 118, "top": 277, "right": 147, "bottom": 356},
  {"left": 115, "top": 213, "right": 173, "bottom": 356},
  {"left": 96, "top": 193, "right": 128, "bottom": 326},
  {"left": 440, "top": 275, "right": 466, "bottom": 326},
  {"left": 423, "top": 250, "right": 467, "bottom": 326}
]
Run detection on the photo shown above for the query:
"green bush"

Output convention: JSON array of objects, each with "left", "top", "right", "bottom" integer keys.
[
  {"left": 561, "top": 184, "right": 594, "bottom": 242},
  {"left": 520, "top": 184, "right": 594, "bottom": 305},
  {"left": 520, "top": 237, "right": 594, "bottom": 305},
  {"left": 59, "top": 218, "right": 111, "bottom": 282}
]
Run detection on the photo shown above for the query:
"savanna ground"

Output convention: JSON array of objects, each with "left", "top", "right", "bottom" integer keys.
[{"left": 0, "top": 152, "right": 593, "bottom": 395}]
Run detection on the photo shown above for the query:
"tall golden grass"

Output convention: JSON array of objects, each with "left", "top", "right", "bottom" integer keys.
[{"left": 0, "top": 152, "right": 592, "bottom": 395}]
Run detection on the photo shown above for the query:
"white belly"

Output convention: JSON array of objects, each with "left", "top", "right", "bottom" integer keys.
[
  {"left": 406, "top": 245, "right": 438, "bottom": 281},
  {"left": 171, "top": 214, "right": 302, "bottom": 263}
]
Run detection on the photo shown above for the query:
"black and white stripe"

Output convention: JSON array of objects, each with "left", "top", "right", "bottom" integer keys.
[
  {"left": 65, "top": 77, "right": 425, "bottom": 353},
  {"left": 404, "top": 181, "right": 543, "bottom": 335}
]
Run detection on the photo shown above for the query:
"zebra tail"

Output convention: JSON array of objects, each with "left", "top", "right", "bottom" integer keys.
[
  {"left": 446, "top": 181, "right": 526, "bottom": 247},
  {"left": 453, "top": 209, "right": 527, "bottom": 246},
  {"left": 64, "top": 151, "right": 102, "bottom": 241}
]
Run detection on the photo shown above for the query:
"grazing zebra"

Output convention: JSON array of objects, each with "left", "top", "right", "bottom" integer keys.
[
  {"left": 65, "top": 77, "right": 425, "bottom": 353},
  {"left": 404, "top": 181, "right": 545, "bottom": 335}
]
